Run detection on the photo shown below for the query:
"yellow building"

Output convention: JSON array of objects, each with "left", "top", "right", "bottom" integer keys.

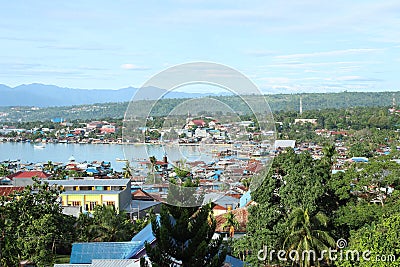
[{"left": 48, "top": 178, "right": 131, "bottom": 213}]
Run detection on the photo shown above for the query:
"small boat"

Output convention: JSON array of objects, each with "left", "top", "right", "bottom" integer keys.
[
  {"left": 116, "top": 158, "right": 129, "bottom": 162},
  {"left": 34, "top": 144, "right": 45, "bottom": 149}
]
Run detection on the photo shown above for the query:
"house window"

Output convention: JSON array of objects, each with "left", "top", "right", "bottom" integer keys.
[
  {"left": 89, "top": 201, "right": 98, "bottom": 211},
  {"left": 106, "top": 201, "right": 115, "bottom": 206},
  {"left": 71, "top": 201, "right": 81, "bottom": 207}
]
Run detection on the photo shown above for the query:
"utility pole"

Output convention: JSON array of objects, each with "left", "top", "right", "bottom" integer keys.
[{"left": 393, "top": 93, "right": 396, "bottom": 109}]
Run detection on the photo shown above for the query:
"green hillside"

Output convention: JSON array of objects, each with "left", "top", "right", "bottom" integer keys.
[{"left": 0, "top": 91, "right": 398, "bottom": 122}]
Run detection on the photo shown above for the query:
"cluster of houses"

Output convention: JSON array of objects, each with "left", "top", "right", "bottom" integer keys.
[
  {"left": 2, "top": 114, "right": 398, "bottom": 266},
  {"left": 143, "top": 115, "right": 274, "bottom": 145},
  {"left": 0, "top": 156, "right": 254, "bottom": 267},
  {"left": 0, "top": 120, "right": 120, "bottom": 144}
]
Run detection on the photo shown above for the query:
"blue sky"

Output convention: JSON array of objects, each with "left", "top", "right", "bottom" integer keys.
[{"left": 0, "top": 0, "right": 399, "bottom": 93}]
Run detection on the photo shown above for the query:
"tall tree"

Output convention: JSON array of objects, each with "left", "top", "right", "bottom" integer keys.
[
  {"left": 283, "top": 208, "right": 335, "bottom": 267},
  {"left": 144, "top": 203, "right": 226, "bottom": 267},
  {"left": 0, "top": 178, "right": 75, "bottom": 267},
  {"left": 337, "top": 212, "right": 400, "bottom": 267},
  {"left": 236, "top": 149, "right": 336, "bottom": 266},
  {"left": 123, "top": 161, "right": 132, "bottom": 178},
  {"left": 0, "top": 163, "right": 10, "bottom": 177},
  {"left": 76, "top": 204, "right": 135, "bottom": 242}
]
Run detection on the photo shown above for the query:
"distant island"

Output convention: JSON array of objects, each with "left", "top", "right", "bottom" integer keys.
[
  {"left": 0, "top": 83, "right": 231, "bottom": 107},
  {"left": 0, "top": 90, "right": 399, "bottom": 122}
]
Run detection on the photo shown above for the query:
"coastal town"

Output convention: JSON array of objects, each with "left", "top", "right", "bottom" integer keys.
[
  {"left": 2, "top": 0, "right": 400, "bottom": 266},
  {"left": 2, "top": 101, "right": 400, "bottom": 266}
]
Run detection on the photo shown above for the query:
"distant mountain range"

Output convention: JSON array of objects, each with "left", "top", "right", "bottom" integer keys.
[{"left": 0, "top": 83, "right": 230, "bottom": 107}]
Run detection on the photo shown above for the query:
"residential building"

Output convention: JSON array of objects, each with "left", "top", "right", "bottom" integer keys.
[
  {"left": 274, "top": 140, "right": 296, "bottom": 150},
  {"left": 294, "top": 118, "right": 317, "bottom": 125},
  {"left": 7, "top": 170, "right": 51, "bottom": 187},
  {"left": 47, "top": 178, "right": 131, "bottom": 214},
  {"left": 0, "top": 186, "right": 24, "bottom": 197},
  {"left": 100, "top": 124, "right": 116, "bottom": 134}
]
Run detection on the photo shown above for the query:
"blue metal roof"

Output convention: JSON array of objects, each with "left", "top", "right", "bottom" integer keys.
[
  {"left": 127, "top": 200, "right": 160, "bottom": 212},
  {"left": 351, "top": 157, "right": 369, "bottom": 162},
  {"left": 128, "top": 222, "right": 156, "bottom": 258},
  {"left": 86, "top": 168, "right": 99, "bottom": 174},
  {"left": 70, "top": 242, "right": 142, "bottom": 264},
  {"left": 203, "top": 193, "right": 240, "bottom": 207},
  {"left": 47, "top": 179, "right": 130, "bottom": 187},
  {"left": 225, "top": 255, "right": 245, "bottom": 267},
  {"left": 225, "top": 255, "right": 244, "bottom": 267},
  {"left": 239, "top": 190, "right": 251, "bottom": 208}
]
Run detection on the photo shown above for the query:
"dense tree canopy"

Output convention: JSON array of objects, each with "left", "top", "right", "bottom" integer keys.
[
  {"left": 0, "top": 178, "right": 75, "bottom": 267},
  {"left": 145, "top": 203, "right": 226, "bottom": 267}
]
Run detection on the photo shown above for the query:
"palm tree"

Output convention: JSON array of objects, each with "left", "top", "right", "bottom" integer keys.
[
  {"left": 284, "top": 208, "right": 335, "bottom": 267},
  {"left": 122, "top": 161, "right": 132, "bottom": 178},
  {"left": 222, "top": 211, "right": 239, "bottom": 238},
  {"left": 44, "top": 161, "right": 55, "bottom": 174},
  {"left": 322, "top": 144, "right": 336, "bottom": 165},
  {"left": 90, "top": 205, "right": 134, "bottom": 242},
  {"left": 0, "top": 164, "right": 9, "bottom": 177},
  {"left": 149, "top": 156, "right": 157, "bottom": 183}
]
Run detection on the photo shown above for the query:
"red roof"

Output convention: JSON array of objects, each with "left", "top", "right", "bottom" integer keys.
[
  {"left": 192, "top": 120, "right": 206, "bottom": 126},
  {"left": 8, "top": 171, "right": 50, "bottom": 179},
  {"left": 132, "top": 189, "right": 157, "bottom": 200},
  {"left": 0, "top": 186, "right": 24, "bottom": 197},
  {"left": 215, "top": 208, "right": 248, "bottom": 232},
  {"left": 246, "top": 160, "right": 264, "bottom": 173},
  {"left": 213, "top": 204, "right": 227, "bottom": 210}
]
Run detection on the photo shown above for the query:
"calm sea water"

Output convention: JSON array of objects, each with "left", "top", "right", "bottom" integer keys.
[{"left": 0, "top": 142, "right": 216, "bottom": 171}]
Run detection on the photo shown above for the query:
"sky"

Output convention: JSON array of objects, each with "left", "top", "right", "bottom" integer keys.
[{"left": 0, "top": 0, "right": 400, "bottom": 94}]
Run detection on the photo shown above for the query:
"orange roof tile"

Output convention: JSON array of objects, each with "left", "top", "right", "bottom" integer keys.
[
  {"left": 8, "top": 171, "right": 50, "bottom": 179},
  {"left": 0, "top": 186, "right": 24, "bottom": 197}
]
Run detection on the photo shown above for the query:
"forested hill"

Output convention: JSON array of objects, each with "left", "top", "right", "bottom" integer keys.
[{"left": 0, "top": 91, "right": 398, "bottom": 122}]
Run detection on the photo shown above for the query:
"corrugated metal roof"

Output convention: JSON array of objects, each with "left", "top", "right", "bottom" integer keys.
[
  {"left": 47, "top": 179, "right": 130, "bottom": 187},
  {"left": 8, "top": 170, "right": 50, "bottom": 179},
  {"left": 54, "top": 265, "right": 91, "bottom": 267},
  {"left": 91, "top": 259, "right": 140, "bottom": 267},
  {"left": 60, "top": 190, "right": 121, "bottom": 195},
  {"left": 126, "top": 200, "right": 160, "bottom": 212},
  {"left": 70, "top": 242, "right": 141, "bottom": 264},
  {"left": 225, "top": 255, "right": 244, "bottom": 267},
  {"left": 0, "top": 186, "right": 24, "bottom": 196},
  {"left": 239, "top": 191, "right": 251, "bottom": 208},
  {"left": 203, "top": 193, "right": 240, "bottom": 207},
  {"left": 54, "top": 259, "right": 140, "bottom": 267}
]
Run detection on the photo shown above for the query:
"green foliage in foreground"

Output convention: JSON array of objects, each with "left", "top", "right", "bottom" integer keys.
[
  {"left": 145, "top": 203, "right": 226, "bottom": 267},
  {"left": 336, "top": 212, "right": 400, "bottom": 267},
  {"left": 75, "top": 204, "right": 138, "bottom": 243},
  {"left": 0, "top": 178, "right": 150, "bottom": 267},
  {"left": 0, "top": 178, "right": 75, "bottom": 267},
  {"left": 234, "top": 146, "right": 400, "bottom": 267}
]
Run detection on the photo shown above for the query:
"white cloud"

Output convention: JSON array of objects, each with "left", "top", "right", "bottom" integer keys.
[
  {"left": 334, "top": 75, "right": 383, "bottom": 82},
  {"left": 274, "top": 48, "right": 383, "bottom": 60},
  {"left": 120, "top": 64, "right": 149, "bottom": 71}
]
